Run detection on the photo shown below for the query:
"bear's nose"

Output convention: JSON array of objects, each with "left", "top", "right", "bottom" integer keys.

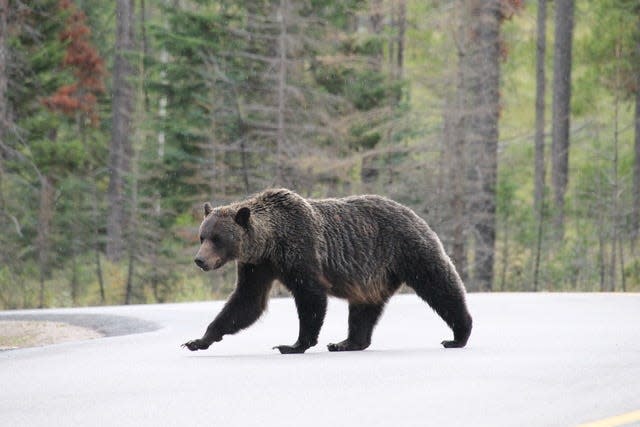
[{"left": 194, "top": 258, "right": 206, "bottom": 269}]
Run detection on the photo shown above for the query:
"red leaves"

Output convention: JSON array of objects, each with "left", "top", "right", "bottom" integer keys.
[
  {"left": 42, "top": 84, "right": 80, "bottom": 114},
  {"left": 41, "top": 84, "right": 99, "bottom": 117},
  {"left": 41, "top": 0, "right": 105, "bottom": 125}
]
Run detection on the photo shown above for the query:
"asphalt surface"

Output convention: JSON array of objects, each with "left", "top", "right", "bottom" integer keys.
[{"left": 1, "top": 293, "right": 639, "bottom": 427}]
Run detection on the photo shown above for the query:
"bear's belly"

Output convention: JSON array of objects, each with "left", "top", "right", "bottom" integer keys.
[{"left": 319, "top": 273, "right": 393, "bottom": 304}]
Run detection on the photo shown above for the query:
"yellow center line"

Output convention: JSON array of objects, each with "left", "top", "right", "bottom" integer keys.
[{"left": 577, "top": 410, "right": 640, "bottom": 427}]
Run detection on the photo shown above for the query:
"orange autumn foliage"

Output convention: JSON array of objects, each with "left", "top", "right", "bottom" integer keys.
[{"left": 41, "top": 0, "right": 105, "bottom": 126}]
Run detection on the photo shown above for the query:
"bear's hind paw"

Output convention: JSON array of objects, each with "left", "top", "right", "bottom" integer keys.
[{"left": 441, "top": 339, "right": 466, "bottom": 348}]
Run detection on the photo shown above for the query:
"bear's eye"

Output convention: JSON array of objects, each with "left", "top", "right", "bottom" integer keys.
[
  {"left": 211, "top": 235, "right": 221, "bottom": 245},
  {"left": 199, "top": 236, "right": 204, "bottom": 244}
]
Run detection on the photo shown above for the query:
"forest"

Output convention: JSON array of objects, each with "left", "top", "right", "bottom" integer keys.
[{"left": 0, "top": 0, "right": 638, "bottom": 309}]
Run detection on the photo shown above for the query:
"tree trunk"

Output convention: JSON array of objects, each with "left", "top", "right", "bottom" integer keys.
[
  {"left": 125, "top": 136, "right": 139, "bottom": 305},
  {"left": 533, "top": 204, "right": 544, "bottom": 291},
  {"left": 396, "top": 0, "right": 406, "bottom": 80},
  {"left": 442, "top": 0, "right": 471, "bottom": 283},
  {"left": 443, "top": 102, "right": 468, "bottom": 282},
  {"left": 500, "top": 210, "right": 510, "bottom": 291},
  {"left": 609, "top": 39, "right": 623, "bottom": 293},
  {"left": 275, "top": 0, "right": 287, "bottom": 186},
  {"left": 465, "top": 0, "right": 501, "bottom": 292},
  {"left": 534, "top": 0, "right": 547, "bottom": 212},
  {"left": 533, "top": 0, "right": 547, "bottom": 292},
  {"left": 629, "top": 0, "right": 640, "bottom": 289},
  {"left": 450, "top": 63, "right": 468, "bottom": 282},
  {"left": 70, "top": 189, "right": 81, "bottom": 305},
  {"left": 0, "top": 0, "right": 7, "bottom": 146},
  {"left": 619, "top": 236, "right": 625, "bottom": 292},
  {"left": 389, "top": 0, "right": 406, "bottom": 81},
  {"left": 550, "top": 0, "right": 575, "bottom": 236},
  {"left": 0, "top": 0, "right": 7, "bottom": 287},
  {"left": 370, "top": 0, "right": 383, "bottom": 71},
  {"left": 107, "top": 0, "right": 135, "bottom": 261},
  {"left": 597, "top": 213, "right": 606, "bottom": 292},
  {"left": 125, "top": 250, "right": 135, "bottom": 304},
  {"left": 70, "top": 235, "right": 79, "bottom": 304},
  {"left": 388, "top": 2, "right": 395, "bottom": 72},
  {"left": 37, "top": 176, "right": 55, "bottom": 308},
  {"left": 140, "top": 0, "right": 150, "bottom": 112},
  {"left": 240, "top": 137, "right": 250, "bottom": 193},
  {"left": 91, "top": 181, "right": 106, "bottom": 304},
  {"left": 633, "top": 36, "right": 640, "bottom": 245}
]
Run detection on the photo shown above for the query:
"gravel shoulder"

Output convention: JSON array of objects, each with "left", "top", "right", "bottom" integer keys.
[
  {"left": 0, "top": 313, "right": 159, "bottom": 351},
  {"left": 0, "top": 320, "right": 103, "bottom": 350}
]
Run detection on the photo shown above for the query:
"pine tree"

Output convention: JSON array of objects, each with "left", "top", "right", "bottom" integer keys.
[
  {"left": 41, "top": 0, "right": 106, "bottom": 304},
  {"left": 551, "top": 0, "right": 575, "bottom": 236},
  {"left": 107, "top": 0, "right": 135, "bottom": 262}
]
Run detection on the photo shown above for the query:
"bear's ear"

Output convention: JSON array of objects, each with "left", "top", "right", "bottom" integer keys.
[
  {"left": 203, "top": 202, "right": 213, "bottom": 217},
  {"left": 234, "top": 207, "right": 251, "bottom": 228}
]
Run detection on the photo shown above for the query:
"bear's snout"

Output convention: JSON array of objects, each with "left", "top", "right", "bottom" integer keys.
[
  {"left": 194, "top": 257, "right": 209, "bottom": 271},
  {"left": 194, "top": 256, "right": 225, "bottom": 271}
]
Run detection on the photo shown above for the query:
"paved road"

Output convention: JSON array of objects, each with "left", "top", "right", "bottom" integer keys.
[{"left": 1, "top": 293, "right": 639, "bottom": 427}]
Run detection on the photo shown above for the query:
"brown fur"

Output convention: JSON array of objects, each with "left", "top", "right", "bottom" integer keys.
[{"left": 186, "top": 188, "right": 473, "bottom": 353}]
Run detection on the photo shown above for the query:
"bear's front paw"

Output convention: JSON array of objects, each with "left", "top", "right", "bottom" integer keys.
[
  {"left": 327, "top": 339, "right": 368, "bottom": 352},
  {"left": 272, "top": 342, "right": 308, "bottom": 354},
  {"left": 181, "top": 339, "right": 210, "bottom": 351}
]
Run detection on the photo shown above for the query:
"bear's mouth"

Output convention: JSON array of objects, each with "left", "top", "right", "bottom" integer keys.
[{"left": 198, "top": 258, "right": 225, "bottom": 272}]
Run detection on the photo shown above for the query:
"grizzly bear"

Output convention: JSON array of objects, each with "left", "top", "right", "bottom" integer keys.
[{"left": 182, "top": 188, "right": 472, "bottom": 354}]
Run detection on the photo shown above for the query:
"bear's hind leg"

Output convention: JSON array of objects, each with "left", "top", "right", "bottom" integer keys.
[
  {"left": 406, "top": 266, "right": 472, "bottom": 349},
  {"left": 327, "top": 303, "right": 384, "bottom": 352}
]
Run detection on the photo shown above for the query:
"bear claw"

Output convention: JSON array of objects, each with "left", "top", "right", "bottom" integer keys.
[
  {"left": 326, "top": 342, "right": 344, "bottom": 352},
  {"left": 181, "top": 339, "right": 210, "bottom": 351},
  {"left": 441, "top": 340, "right": 465, "bottom": 348},
  {"left": 327, "top": 340, "right": 368, "bottom": 352},
  {"left": 273, "top": 344, "right": 308, "bottom": 354}
]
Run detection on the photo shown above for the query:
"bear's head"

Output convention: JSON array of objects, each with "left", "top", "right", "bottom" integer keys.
[{"left": 194, "top": 202, "right": 251, "bottom": 271}]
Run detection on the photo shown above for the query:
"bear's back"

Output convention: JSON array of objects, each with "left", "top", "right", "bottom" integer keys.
[{"left": 310, "top": 194, "right": 431, "bottom": 241}]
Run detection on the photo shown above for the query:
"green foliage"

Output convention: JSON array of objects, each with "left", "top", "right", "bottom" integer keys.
[
  {"left": 147, "top": 0, "right": 252, "bottom": 216},
  {"left": 2, "top": 0, "right": 640, "bottom": 309},
  {"left": 311, "top": 21, "right": 403, "bottom": 151},
  {"left": 491, "top": 0, "right": 640, "bottom": 293}
]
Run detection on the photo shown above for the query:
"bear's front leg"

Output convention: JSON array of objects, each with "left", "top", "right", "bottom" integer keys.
[
  {"left": 183, "top": 263, "right": 273, "bottom": 352},
  {"left": 274, "top": 278, "right": 327, "bottom": 354},
  {"left": 327, "top": 303, "right": 385, "bottom": 352}
]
